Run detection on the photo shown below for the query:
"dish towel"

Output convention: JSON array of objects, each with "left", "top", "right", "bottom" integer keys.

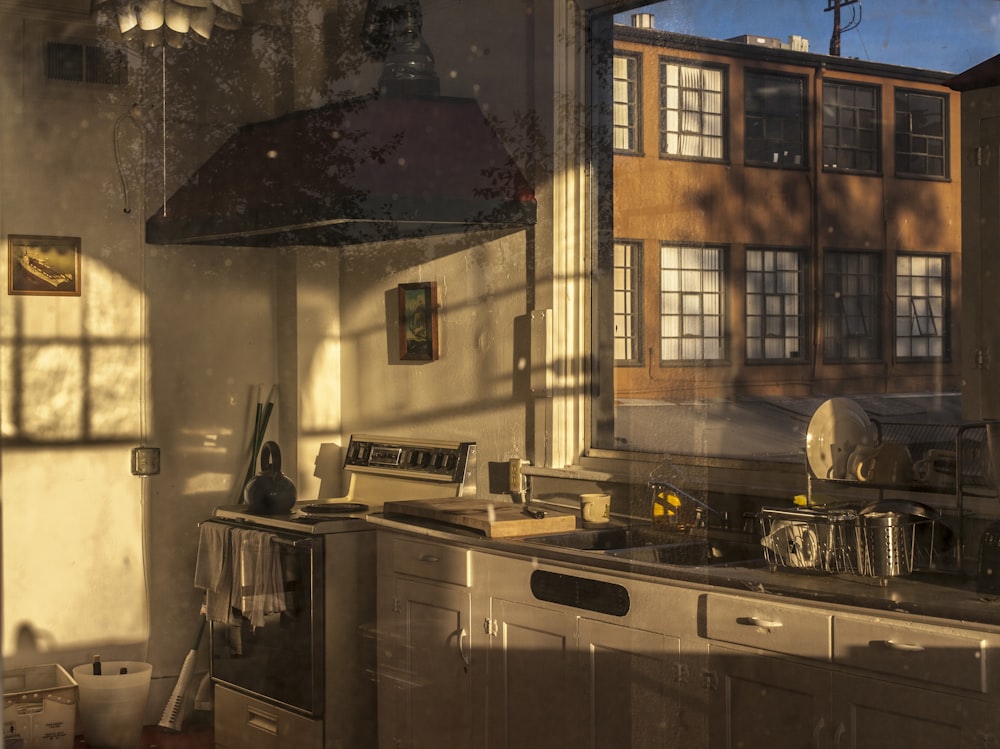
[
  {"left": 230, "top": 527, "right": 287, "bottom": 629},
  {"left": 194, "top": 522, "right": 235, "bottom": 625}
]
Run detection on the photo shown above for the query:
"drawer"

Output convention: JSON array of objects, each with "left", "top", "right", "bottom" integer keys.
[
  {"left": 214, "top": 685, "right": 322, "bottom": 749},
  {"left": 392, "top": 537, "right": 471, "bottom": 586},
  {"left": 703, "top": 593, "right": 832, "bottom": 661},
  {"left": 834, "top": 616, "right": 987, "bottom": 693}
]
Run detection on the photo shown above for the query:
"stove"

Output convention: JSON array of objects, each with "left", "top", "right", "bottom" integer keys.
[{"left": 206, "top": 434, "right": 476, "bottom": 749}]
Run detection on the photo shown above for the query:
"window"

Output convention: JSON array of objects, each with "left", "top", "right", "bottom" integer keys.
[
  {"left": 613, "top": 241, "right": 642, "bottom": 364},
  {"left": 744, "top": 71, "right": 806, "bottom": 167},
  {"left": 895, "top": 254, "right": 948, "bottom": 359},
  {"left": 613, "top": 53, "right": 640, "bottom": 153},
  {"left": 45, "top": 40, "right": 128, "bottom": 87},
  {"left": 822, "top": 81, "right": 880, "bottom": 172},
  {"left": 659, "top": 244, "right": 725, "bottom": 361},
  {"left": 823, "top": 251, "right": 881, "bottom": 362},
  {"left": 895, "top": 88, "right": 948, "bottom": 178},
  {"left": 745, "top": 249, "right": 806, "bottom": 361},
  {"left": 659, "top": 60, "right": 725, "bottom": 160}
]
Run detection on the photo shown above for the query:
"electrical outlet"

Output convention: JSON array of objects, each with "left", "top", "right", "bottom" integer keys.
[
  {"left": 508, "top": 458, "right": 528, "bottom": 493},
  {"left": 131, "top": 446, "right": 160, "bottom": 476}
]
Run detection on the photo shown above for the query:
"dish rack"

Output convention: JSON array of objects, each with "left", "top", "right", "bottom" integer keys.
[{"left": 760, "top": 506, "right": 939, "bottom": 578}]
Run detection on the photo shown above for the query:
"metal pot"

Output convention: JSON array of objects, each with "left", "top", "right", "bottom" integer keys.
[{"left": 244, "top": 441, "right": 297, "bottom": 515}]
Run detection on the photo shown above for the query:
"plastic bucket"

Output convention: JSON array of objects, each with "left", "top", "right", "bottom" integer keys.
[{"left": 71, "top": 661, "right": 151, "bottom": 749}]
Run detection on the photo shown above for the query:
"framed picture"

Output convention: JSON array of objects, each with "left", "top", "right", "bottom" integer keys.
[
  {"left": 8, "top": 235, "right": 81, "bottom": 296},
  {"left": 398, "top": 282, "right": 439, "bottom": 361}
]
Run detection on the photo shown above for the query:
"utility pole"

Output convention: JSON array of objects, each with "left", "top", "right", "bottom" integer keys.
[{"left": 825, "top": 0, "right": 861, "bottom": 56}]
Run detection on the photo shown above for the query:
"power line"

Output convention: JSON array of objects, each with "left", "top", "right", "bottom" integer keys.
[{"left": 825, "top": 0, "right": 861, "bottom": 56}]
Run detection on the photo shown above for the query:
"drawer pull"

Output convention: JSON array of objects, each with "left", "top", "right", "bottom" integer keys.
[
  {"left": 458, "top": 627, "right": 471, "bottom": 671},
  {"left": 881, "top": 639, "right": 925, "bottom": 652},
  {"left": 418, "top": 554, "right": 440, "bottom": 563},
  {"left": 247, "top": 706, "right": 278, "bottom": 735},
  {"left": 738, "top": 616, "right": 784, "bottom": 629}
]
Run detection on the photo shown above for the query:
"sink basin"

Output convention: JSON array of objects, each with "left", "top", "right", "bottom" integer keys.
[
  {"left": 605, "top": 538, "right": 767, "bottom": 567},
  {"left": 523, "top": 525, "right": 767, "bottom": 568}
]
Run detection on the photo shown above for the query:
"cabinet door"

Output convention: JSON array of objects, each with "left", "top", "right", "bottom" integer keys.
[
  {"left": 488, "top": 598, "right": 579, "bottom": 749},
  {"left": 708, "top": 644, "right": 831, "bottom": 749},
  {"left": 579, "top": 618, "right": 685, "bottom": 749},
  {"left": 832, "top": 673, "right": 986, "bottom": 749},
  {"left": 388, "top": 578, "right": 475, "bottom": 749}
]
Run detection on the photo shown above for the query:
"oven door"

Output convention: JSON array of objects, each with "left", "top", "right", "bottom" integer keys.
[{"left": 210, "top": 530, "right": 324, "bottom": 716}]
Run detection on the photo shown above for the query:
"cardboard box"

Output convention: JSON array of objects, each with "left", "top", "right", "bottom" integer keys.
[{"left": 3, "top": 664, "right": 77, "bottom": 749}]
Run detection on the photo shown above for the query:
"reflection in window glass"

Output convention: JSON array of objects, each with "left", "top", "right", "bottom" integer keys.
[
  {"left": 660, "top": 245, "right": 725, "bottom": 361},
  {"left": 896, "top": 254, "right": 948, "bottom": 358},
  {"left": 823, "top": 251, "right": 880, "bottom": 362},
  {"left": 894, "top": 89, "right": 948, "bottom": 178},
  {"left": 613, "top": 241, "right": 642, "bottom": 364},
  {"left": 744, "top": 71, "right": 805, "bottom": 167},
  {"left": 613, "top": 53, "right": 640, "bottom": 152},
  {"left": 746, "top": 249, "right": 805, "bottom": 361},
  {"left": 659, "top": 61, "right": 725, "bottom": 160}
]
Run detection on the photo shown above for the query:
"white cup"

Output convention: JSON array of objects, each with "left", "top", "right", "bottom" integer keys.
[{"left": 580, "top": 493, "right": 611, "bottom": 524}]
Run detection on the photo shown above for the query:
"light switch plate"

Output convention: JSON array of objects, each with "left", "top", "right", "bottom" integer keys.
[{"left": 131, "top": 446, "right": 160, "bottom": 476}]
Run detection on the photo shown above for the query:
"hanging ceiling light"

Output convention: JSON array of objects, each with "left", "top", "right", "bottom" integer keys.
[{"left": 95, "top": 0, "right": 252, "bottom": 48}]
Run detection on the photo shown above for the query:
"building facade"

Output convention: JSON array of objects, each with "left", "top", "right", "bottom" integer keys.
[{"left": 612, "top": 22, "right": 962, "bottom": 401}]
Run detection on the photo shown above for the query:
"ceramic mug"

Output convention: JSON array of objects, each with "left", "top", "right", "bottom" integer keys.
[{"left": 580, "top": 493, "right": 611, "bottom": 524}]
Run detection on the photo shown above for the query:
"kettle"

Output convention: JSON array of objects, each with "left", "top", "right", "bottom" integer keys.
[{"left": 244, "top": 441, "right": 297, "bottom": 514}]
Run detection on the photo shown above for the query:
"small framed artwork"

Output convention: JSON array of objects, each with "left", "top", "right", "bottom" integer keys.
[
  {"left": 8, "top": 235, "right": 81, "bottom": 296},
  {"left": 398, "top": 282, "right": 439, "bottom": 361}
]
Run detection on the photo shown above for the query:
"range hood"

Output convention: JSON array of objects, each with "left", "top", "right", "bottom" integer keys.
[{"left": 145, "top": 0, "right": 536, "bottom": 248}]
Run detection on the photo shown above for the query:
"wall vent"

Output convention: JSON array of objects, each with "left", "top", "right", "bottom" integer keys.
[{"left": 45, "top": 40, "right": 128, "bottom": 87}]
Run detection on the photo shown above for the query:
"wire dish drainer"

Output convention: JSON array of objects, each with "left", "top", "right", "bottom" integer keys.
[{"left": 760, "top": 506, "right": 938, "bottom": 578}]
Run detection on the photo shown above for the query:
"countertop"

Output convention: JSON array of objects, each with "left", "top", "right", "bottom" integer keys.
[{"left": 367, "top": 509, "right": 1000, "bottom": 630}]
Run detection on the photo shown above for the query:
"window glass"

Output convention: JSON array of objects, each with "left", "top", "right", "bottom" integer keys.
[
  {"left": 613, "top": 54, "right": 640, "bottom": 152},
  {"left": 895, "top": 89, "right": 948, "bottom": 178},
  {"left": 745, "top": 249, "right": 806, "bottom": 361},
  {"left": 658, "top": 60, "right": 725, "bottom": 160},
  {"left": 822, "top": 80, "right": 880, "bottom": 172},
  {"left": 895, "top": 254, "right": 948, "bottom": 359},
  {"left": 613, "top": 241, "right": 643, "bottom": 364},
  {"left": 823, "top": 251, "right": 881, "bottom": 362},
  {"left": 659, "top": 244, "right": 726, "bottom": 361},
  {"left": 745, "top": 71, "right": 806, "bottom": 167}
]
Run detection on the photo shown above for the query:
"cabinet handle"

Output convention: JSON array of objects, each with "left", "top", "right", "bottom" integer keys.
[
  {"left": 881, "top": 639, "right": 925, "bottom": 652},
  {"left": 833, "top": 721, "right": 846, "bottom": 749},
  {"left": 738, "top": 616, "right": 784, "bottom": 629},
  {"left": 813, "top": 717, "right": 826, "bottom": 749},
  {"left": 417, "top": 554, "right": 440, "bottom": 563},
  {"left": 458, "top": 627, "right": 470, "bottom": 672}
]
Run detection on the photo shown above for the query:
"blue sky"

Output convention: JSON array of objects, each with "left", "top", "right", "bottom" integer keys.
[{"left": 619, "top": 0, "right": 1000, "bottom": 73}]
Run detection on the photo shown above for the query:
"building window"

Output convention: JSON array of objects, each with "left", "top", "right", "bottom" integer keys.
[
  {"left": 613, "top": 241, "right": 642, "bottom": 364},
  {"left": 896, "top": 254, "right": 948, "bottom": 359},
  {"left": 613, "top": 53, "right": 640, "bottom": 153},
  {"left": 822, "top": 80, "right": 880, "bottom": 172},
  {"left": 744, "top": 71, "right": 806, "bottom": 167},
  {"left": 823, "top": 251, "right": 881, "bottom": 362},
  {"left": 895, "top": 88, "right": 948, "bottom": 178},
  {"left": 746, "top": 249, "right": 806, "bottom": 361},
  {"left": 659, "top": 60, "right": 725, "bottom": 161},
  {"left": 659, "top": 244, "right": 725, "bottom": 361}
]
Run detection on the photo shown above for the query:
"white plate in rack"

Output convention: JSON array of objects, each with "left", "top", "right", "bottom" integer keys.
[{"left": 805, "top": 398, "right": 875, "bottom": 480}]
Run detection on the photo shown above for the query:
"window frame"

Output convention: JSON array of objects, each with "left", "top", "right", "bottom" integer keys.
[
  {"left": 894, "top": 253, "right": 950, "bottom": 361},
  {"left": 744, "top": 247, "right": 808, "bottom": 363},
  {"left": 822, "top": 78, "right": 882, "bottom": 174},
  {"left": 743, "top": 69, "right": 808, "bottom": 169},
  {"left": 612, "top": 51, "right": 642, "bottom": 154},
  {"left": 657, "top": 56, "right": 728, "bottom": 163},
  {"left": 658, "top": 243, "right": 728, "bottom": 364},
  {"left": 822, "top": 250, "right": 882, "bottom": 363},
  {"left": 612, "top": 239, "right": 644, "bottom": 366},
  {"left": 894, "top": 87, "right": 949, "bottom": 180}
]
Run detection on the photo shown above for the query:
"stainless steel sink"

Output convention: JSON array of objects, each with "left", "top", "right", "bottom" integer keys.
[{"left": 523, "top": 525, "right": 767, "bottom": 568}]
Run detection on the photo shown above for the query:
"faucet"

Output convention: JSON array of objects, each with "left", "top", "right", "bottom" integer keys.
[{"left": 649, "top": 480, "right": 728, "bottom": 531}]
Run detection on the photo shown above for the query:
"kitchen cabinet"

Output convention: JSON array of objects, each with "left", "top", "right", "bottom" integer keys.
[
  {"left": 703, "top": 592, "right": 996, "bottom": 749},
  {"left": 376, "top": 533, "right": 482, "bottom": 749},
  {"left": 483, "top": 553, "right": 700, "bottom": 749}
]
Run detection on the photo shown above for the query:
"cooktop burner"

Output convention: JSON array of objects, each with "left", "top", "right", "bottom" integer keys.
[{"left": 300, "top": 502, "right": 370, "bottom": 515}]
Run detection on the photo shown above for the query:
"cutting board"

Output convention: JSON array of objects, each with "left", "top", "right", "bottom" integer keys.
[{"left": 383, "top": 497, "right": 577, "bottom": 538}]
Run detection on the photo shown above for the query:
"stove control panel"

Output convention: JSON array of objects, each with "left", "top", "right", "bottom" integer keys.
[{"left": 345, "top": 435, "right": 476, "bottom": 484}]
